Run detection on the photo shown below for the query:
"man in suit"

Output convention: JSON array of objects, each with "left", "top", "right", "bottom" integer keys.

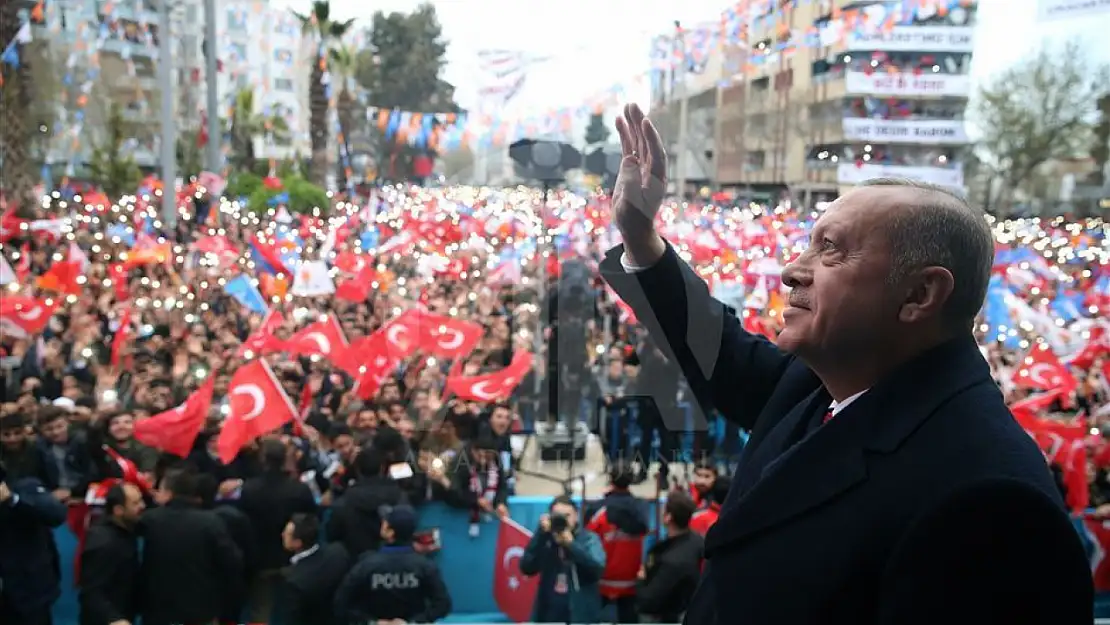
[
  {"left": 139, "top": 467, "right": 244, "bottom": 625},
  {"left": 277, "top": 513, "right": 350, "bottom": 625},
  {"left": 600, "top": 103, "right": 1092, "bottom": 625}
]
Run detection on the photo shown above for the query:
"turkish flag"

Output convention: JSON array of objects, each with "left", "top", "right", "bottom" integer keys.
[
  {"left": 110, "top": 307, "right": 132, "bottom": 368},
  {"left": 418, "top": 313, "right": 484, "bottom": 359},
  {"left": 239, "top": 310, "right": 286, "bottom": 357},
  {"left": 446, "top": 350, "right": 533, "bottom": 402},
  {"left": 0, "top": 295, "right": 59, "bottom": 338},
  {"left": 285, "top": 316, "right": 349, "bottom": 361},
  {"left": 36, "top": 259, "right": 83, "bottom": 295},
  {"left": 216, "top": 360, "right": 298, "bottom": 464},
  {"left": 134, "top": 377, "right": 215, "bottom": 457},
  {"left": 349, "top": 331, "right": 398, "bottom": 400},
  {"left": 1082, "top": 515, "right": 1110, "bottom": 592},
  {"left": 1069, "top": 325, "right": 1110, "bottom": 370},
  {"left": 381, "top": 309, "right": 427, "bottom": 361},
  {"left": 1011, "top": 343, "right": 1078, "bottom": 392},
  {"left": 493, "top": 518, "right": 539, "bottom": 623}
]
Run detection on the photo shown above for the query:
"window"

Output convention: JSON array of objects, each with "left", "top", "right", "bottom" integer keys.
[
  {"left": 274, "top": 78, "right": 294, "bottom": 92},
  {"left": 274, "top": 49, "right": 293, "bottom": 66},
  {"left": 746, "top": 151, "right": 766, "bottom": 171},
  {"left": 226, "top": 8, "right": 248, "bottom": 30},
  {"left": 227, "top": 43, "right": 247, "bottom": 63}
]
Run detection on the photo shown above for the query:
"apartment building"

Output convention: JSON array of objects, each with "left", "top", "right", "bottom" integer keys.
[
  {"left": 725, "top": 0, "right": 974, "bottom": 202},
  {"left": 32, "top": 0, "right": 171, "bottom": 169},
  {"left": 695, "top": 0, "right": 974, "bottom": 203},
  {"left": 33, "top": 0, "right": 309, "bottom": 173},
  {"left": 213, "top": 0, "right": 310, "bottom": 161}
]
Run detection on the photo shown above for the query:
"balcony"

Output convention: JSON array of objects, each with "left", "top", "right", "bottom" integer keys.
[
  {"left": 99, "top": 37, "right": 156, "bottom": 58},
  {"left": 119, "top": 106, "right": 155, "bottom": 123}
]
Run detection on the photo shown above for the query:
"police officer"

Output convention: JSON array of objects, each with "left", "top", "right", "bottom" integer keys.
[{"left": 333, "top": 505, "right": 452, "bottom": 624}]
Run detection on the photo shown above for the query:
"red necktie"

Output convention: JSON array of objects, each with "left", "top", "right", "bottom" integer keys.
[{"left": 822, "top": 407, "right": 835, "bottom": 425}]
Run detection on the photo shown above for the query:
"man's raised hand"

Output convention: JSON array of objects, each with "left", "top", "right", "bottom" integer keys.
[{"left": 613, "top": 103, "right": 668, "bottom": 267}]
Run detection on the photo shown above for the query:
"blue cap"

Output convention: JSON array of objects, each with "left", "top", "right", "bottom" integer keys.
[{"left": 383, "top": 504, "right": 418, "bottom": 541}]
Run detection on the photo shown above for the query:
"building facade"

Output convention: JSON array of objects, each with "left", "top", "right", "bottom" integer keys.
[
  {"left": 33, "top": 0, "right": 310, "bottom": 174},
  {"left": 711, "top": 0, "right": 975, "bottom": 203},
  {"left": 211, "top": 0, "right": 311, "bottom": 162}
]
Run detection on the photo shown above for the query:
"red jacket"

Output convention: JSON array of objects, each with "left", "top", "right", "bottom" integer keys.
[
  {"left": 689, "top": 502, "right": 720, "bottom": 536},
  {"left": 586, "top": 491, "right": 650, "bottom": 599}
]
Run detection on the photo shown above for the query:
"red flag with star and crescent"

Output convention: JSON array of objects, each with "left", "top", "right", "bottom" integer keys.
[
  {"left": 493, "top": 518, "right": 539, "bottom": 623},
  {"left": 134, "top": 377, "right": 215, "bottom": 457},
  {"left": 1011, "top": 343, "right": 1077, "bottom": 393},
  {"left": 446, "top": 350, "right": 533, "bottom": 402},
  {"left": 216, "top": 360, "right": 297, "bottom": 464}
]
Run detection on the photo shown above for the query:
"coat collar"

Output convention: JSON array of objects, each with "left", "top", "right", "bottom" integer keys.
[{"left": 706, "top": 335, "right": 992, "bottom": 554}]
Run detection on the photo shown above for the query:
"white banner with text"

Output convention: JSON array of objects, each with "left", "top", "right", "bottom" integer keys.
[
  {"left": 1037, "top": 0, "right": 1110, "bottom": 21},
  {"left": 841, "top": 118, "right": 968, "bottom": 144},
  {"left": 846, "top": 25, "right": 975, "bottom": 52},
  {"left": 846, "top": 72, "right": 971, "bottom": 97},
  {"left": 837, "top": 163, "right": 964, "bottom": 188}
]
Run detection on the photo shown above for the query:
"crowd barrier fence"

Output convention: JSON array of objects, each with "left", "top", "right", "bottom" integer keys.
[{"left": 48, "top": 497, "right": 1110, "bottom": 624}]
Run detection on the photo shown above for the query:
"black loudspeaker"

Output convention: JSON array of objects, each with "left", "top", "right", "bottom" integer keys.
[{"left": 534, "top": 420, "right": 589, "bottom": 462}]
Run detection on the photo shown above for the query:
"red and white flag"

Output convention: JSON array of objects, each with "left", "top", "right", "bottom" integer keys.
[
  {"left": 1011, "top": 343, "right": 1078, "bottom": 392},
  {"left": 285, "top": 315, "right": 349, "bottom": 361},
  {"left": 492, "top": 518, "right": 539, "bottom": 623},
  {"left": 239, "top": 310, "right": 285, "bottom": 357},
  {"left": 134, "top": 377, "right": 216, "bottom": 457},
  {"left": 0, "top": 296, "right": 59, "bottom": 338},
  {"left": 217, "top": 360, "right": 298, "bottom": 464},
  {"left": 446, "top": 350, "right": 533, "bottom": 402}
]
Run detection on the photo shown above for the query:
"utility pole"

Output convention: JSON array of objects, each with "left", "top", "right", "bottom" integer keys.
[
  {"left": 204, "top": 0, "right": 221, "bottom": 173},
  {"left": 711, "top": 35, "right": 726, "bottom": 193},
  {"left": 157, "top": 0, "right": 177, "bottom": 228},
  {"left": 674, "top": 22, "right": 689, "bottom": 201}
]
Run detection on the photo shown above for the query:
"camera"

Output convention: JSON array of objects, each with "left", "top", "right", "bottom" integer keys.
[{"left": 550, "top": 513, "right": 568, "bottom": 534}]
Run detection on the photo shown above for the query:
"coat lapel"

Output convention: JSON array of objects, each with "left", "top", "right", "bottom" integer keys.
[
  {"left": 705, "top": 336, "right": 992, "bottom": 555},
  {"left": 707, "top": 393, "right": 868, "bottom": 552}
]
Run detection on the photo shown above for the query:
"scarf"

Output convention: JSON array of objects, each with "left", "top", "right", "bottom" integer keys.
[{"left": 469, "top": 461, "right": 499, "bottom": 523}]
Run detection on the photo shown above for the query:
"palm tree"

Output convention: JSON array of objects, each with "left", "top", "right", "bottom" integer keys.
[
  {"left": 225, "top": 88, "right": 291, "bottom": 175},
  {"left": 329, "top": 44, "right": 358, "bottom": 191},
  {"left": 87, "top": 105, "right": 142, "bottom": 199},
  {"left": 0, "top": 2, "right": 37, "bottom": 217},
  {"left": 292, "top": 1, "right": 355, "bottom": 188}
]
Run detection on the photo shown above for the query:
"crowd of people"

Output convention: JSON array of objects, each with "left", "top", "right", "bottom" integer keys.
[{"left": 0, "top": 175, "right": 1107, "bottom": 624}]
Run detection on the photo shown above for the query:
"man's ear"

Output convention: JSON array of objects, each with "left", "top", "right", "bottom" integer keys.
[{"left": 898, "top": 266, "right": 954, "bottom": 324}]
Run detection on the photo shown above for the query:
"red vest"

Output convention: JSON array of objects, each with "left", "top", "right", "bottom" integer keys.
[
  {"left": 690, "top": 503, "right": 720, "bottom": 536},
  {"left": 587, "top": 502, "right": 645, "bottom": 599}
]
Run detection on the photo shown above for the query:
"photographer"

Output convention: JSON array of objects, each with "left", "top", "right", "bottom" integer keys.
[{"left": 519, "top": 495, "right": 606, "bottom": 624}]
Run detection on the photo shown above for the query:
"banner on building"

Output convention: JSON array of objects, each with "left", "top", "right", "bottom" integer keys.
[
  {"left": 846, "top": 72, "right": 971, "bottom": 97},
  {"left": 841, "top": 118, "right": 968, "bottom": 144},
  {"left": 837, "top": 163, "right": 964, "bottom": 188},
  {"left": 847, "top": 26, "right": 975, "bottom": 53},
  {"left": 1038, "top": 0, "right": 1110, "bottom": 21}
]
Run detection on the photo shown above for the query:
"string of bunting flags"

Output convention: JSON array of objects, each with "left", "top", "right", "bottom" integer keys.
[
  {"left": 1, "top": 0, "right": 970, "bottom": 169},
  {"left": 359, "top": 0, "right": 971, "bottom": 152}
]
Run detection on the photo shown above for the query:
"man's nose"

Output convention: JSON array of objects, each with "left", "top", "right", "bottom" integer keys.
[{"left": 781, "top": 257, "right": 812, "bottom": 290}]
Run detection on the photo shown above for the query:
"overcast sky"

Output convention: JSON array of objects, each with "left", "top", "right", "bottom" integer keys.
[{"left": 270, "top": 0, "right": 1110, "bottom": 118}]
